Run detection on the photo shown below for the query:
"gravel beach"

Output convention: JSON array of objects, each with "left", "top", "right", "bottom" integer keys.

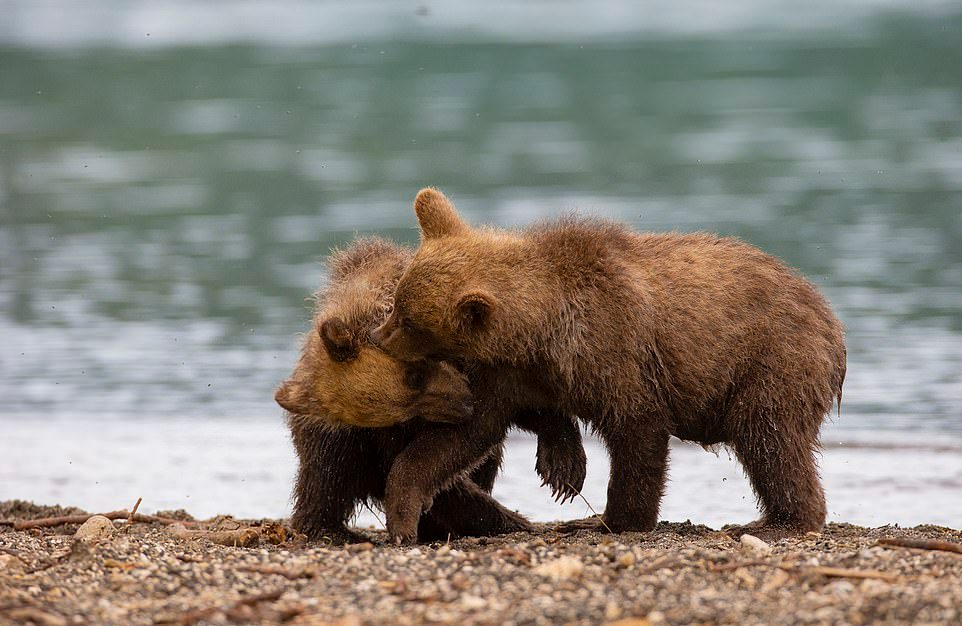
[{"left": 2, "top": 501, "right": 961, "bottom": 626}]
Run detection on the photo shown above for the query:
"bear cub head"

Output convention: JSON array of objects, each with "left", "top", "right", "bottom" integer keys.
[
  {"left": 372, "top": 188, "right": 501, "bottom": 363},
  {"left": 277, "top": 237, "right": 474, "bottom": 428}
]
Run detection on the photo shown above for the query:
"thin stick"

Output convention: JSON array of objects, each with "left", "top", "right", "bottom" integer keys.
[
  {"left": 638, "top": 556, "right": 691, "bottom": 574},
  {"left": 362, "top": 502, "right": 385, "bottom": 527},
  {"left": 877, "top": 537, "right": 962, "bottom": 555},
  {"left": 566, "top": 482, "right": 613, "bottom": 534},
  {"left": 123, "top": 497, "right": 143, "bottom": 533},
  {"left": 807, "top": 566, "right": 900, "bottom": 581},
  {"left": 13, "top": 510, "right": 197, "bottom": 530},
  {"left": 709, "top": 560, "right": 900, "bottom": 582}
]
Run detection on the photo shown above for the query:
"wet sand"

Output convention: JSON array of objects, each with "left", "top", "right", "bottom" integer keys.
[{"left": 2, "top": 501, "right": 961, "bottom": 626}]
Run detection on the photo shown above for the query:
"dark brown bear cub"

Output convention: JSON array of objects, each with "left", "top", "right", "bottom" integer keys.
[
  {"left": 276, "top": 237, "right": 586, "bottom": 543},
  {"left": 374, "top": 188, "right": 846, "bottom": 536}
]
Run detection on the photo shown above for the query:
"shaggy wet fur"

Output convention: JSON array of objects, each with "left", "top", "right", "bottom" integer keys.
[
  {"left": 277, "top": 238, "right": 587, "bottom": 543},
  {"left": 374, "top": 189, "right": 847, "bottom": 535}
]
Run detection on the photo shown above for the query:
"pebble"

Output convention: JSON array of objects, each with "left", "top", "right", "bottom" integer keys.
[
  {"left": 460, "top": 594, "right": 487, "bottom": 609},
  {"left": 534, "top": 555, "right": 584, "bottom": 580},
  {"left": 74, "top": 515, "right": 116, "bottom": 542},
  {"left": 740, "top": 533, "right": 773, "bottom": 554}
]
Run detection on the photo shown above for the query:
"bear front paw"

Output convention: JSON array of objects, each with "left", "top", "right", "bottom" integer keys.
[
  {"left": 536, "top": 436, "right": 587, "bottom": 504},
  {"left": 385, "top": 493, "right": 426, "bottom": 545}
]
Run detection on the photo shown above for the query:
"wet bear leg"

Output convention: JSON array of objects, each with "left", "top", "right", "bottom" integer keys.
[
  {"left": 468, "top": 442, "right": 505, "bottom": 493},
  {"left": 601, "top": 424, "right": 671, "bottom": 532},
  {"left": 729, "top": 419, "right": 826, "bottom": 535},
  {"left": 419, "top": 479, "right": 532, "bottom": 541},
  {"left": 289, "top": 420, "right": 376, "bottom": 544},
  {"left": 384, "top": 414, "right": 509, "bottom": 544}
]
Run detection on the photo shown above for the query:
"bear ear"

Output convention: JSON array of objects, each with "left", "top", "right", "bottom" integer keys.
[
  {"left": 319, "top": 317, "right": 358, "bottom": 362},
  {"left": 414, "top": 187, "right": 468, "bottom": 239},
  {"left": 455, "top": 290, "right": 496, "bottom": 331}
]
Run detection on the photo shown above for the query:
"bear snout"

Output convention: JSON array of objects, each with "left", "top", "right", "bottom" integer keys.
[{"left": 274, "top": 381, "right": 297, "bottom": 413}]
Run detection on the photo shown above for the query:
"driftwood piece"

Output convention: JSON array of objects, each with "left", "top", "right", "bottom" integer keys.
[
  {"left": 167, "top": 524, "right": 260, "bottom": 547},
  {"left": 878, "top": 537, "right": 962, "bottom": 555},
  {"left": 13, "top": 509, "right": 196, "bottom": 530}
]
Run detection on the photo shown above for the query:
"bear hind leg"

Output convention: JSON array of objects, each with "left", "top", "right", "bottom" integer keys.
[
  {"left": 728, "top": 416, "right": 826, "bottom": 536},
  {"left": 423, "top": 480, "right": 531, "bottom": 541}
]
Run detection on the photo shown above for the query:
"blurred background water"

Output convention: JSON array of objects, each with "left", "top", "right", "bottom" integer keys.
[{"left": 1, "top": 1, "right": 960, "bottom": 527}]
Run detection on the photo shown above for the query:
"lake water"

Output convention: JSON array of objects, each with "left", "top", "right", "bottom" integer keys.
[{"left": 1, "top": 1, "right": 960, "bottom": 528}]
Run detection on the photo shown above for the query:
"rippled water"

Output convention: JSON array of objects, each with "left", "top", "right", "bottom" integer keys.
[{"left": 1, "top": 2, "right": 960, "bottom": 521}]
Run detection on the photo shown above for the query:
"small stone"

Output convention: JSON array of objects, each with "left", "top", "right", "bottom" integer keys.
[
  {"left": 74, "top": 515, "right": 116, "bottom": 543},
  {"left": 740, "top": 534, "right": 772, "bottom": 555},
  {"left": 460, "top": 594, "right": 487, "bottom": 609},
  {"left": 616, "top": 552, "right": 636, "bottom": 568},
  {"left": 534, "top": 556, "right": 584, "bottom": 580}
]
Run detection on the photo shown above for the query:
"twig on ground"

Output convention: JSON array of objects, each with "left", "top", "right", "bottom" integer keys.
[
  {"left": 807, "top": 566, "right": 900, "bottom": 581},
  {"left": 122, "top": 497, "right": 142, "bottom": 533},
  {"left": 878, "top": 537, "right": 962, "bottom": 555},
  {"left": 167, "top": 524, "right": 260, "bottom": 547},
  {"left": 566, "top": 482, "right": 613, "bottom": 534},
  {"left": 709, "top": 560, "right": 901, "bottom": 581},
  {"left": 638, "top": 555, "right": 692, "bottom": 574},
  {"left": 13, "top": 509, "right": 196, "bottom": 530}
]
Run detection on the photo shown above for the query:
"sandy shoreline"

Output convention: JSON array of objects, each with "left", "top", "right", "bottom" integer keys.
[{"left": 2, "top": 501, "right": 961, "bottom": 626}]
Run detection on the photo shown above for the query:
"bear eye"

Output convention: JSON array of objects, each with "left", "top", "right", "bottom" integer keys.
[{"left": 404, "top": 361, "right": 429, "bottom": 391}]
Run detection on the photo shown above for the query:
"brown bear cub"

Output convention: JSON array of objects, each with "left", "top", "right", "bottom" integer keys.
[
  {"left": 276, "top": 237, "right": 586, "bottom": 543},
  {"left": 374, "top": 189, "right": 847, "bottom": 537}
]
